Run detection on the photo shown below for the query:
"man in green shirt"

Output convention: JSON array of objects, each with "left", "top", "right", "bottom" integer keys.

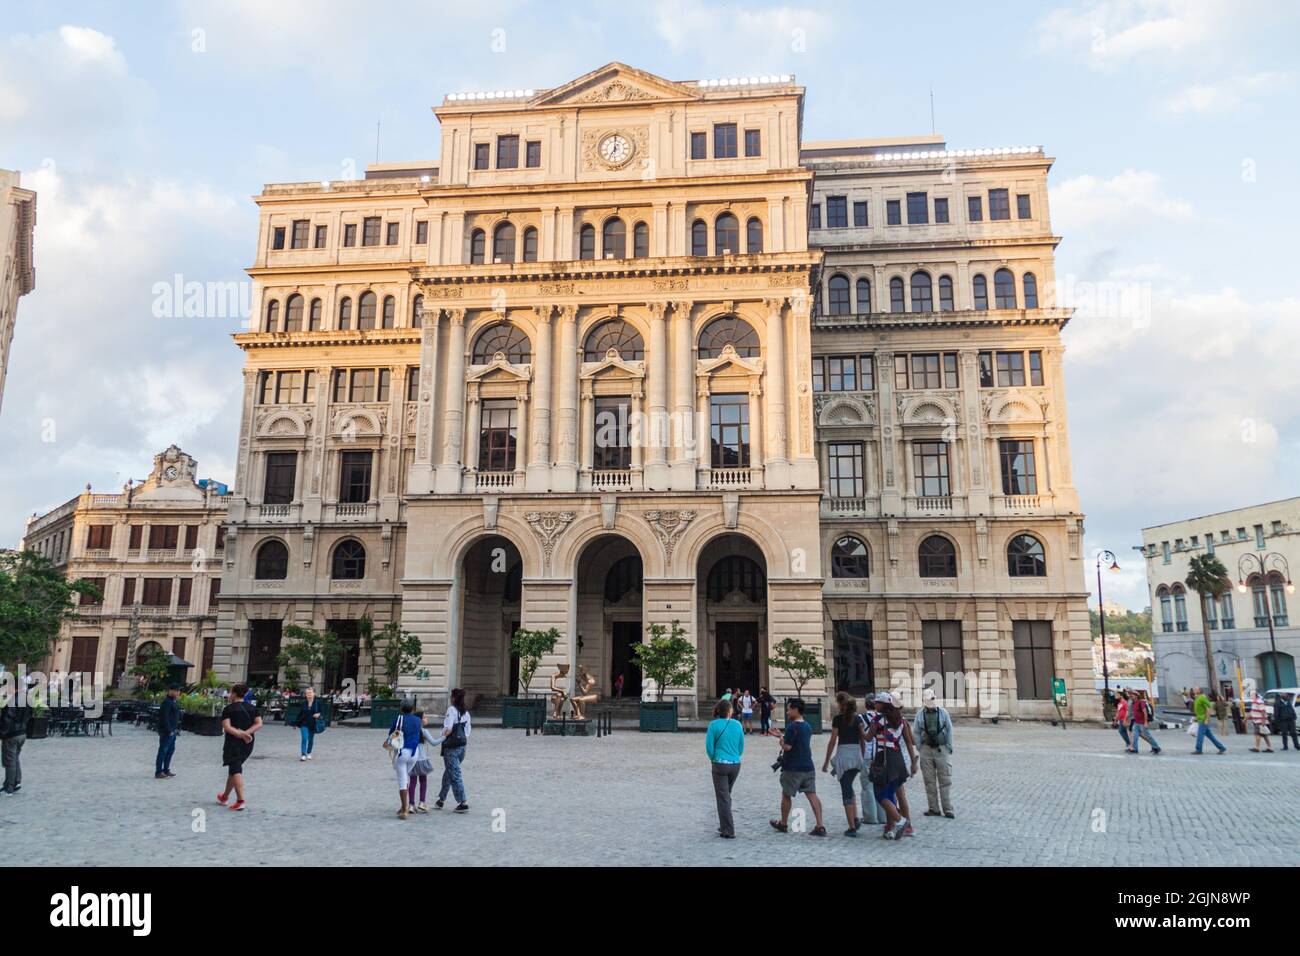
[{"left": 1192, "top": 687, "right": 1227, "bottom": 754}]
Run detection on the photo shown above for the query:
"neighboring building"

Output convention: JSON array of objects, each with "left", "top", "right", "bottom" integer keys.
[
  {"left": 214, "top": 62, "right": 1098, "bottom": 719},
  {"left": 1101, "top": 599, "right": 1127, "bottom": 617},
  {"left": 1142, "top": 498, "right": 1300, "bottom": 697},
  {"left": 21, "top": 446, "right": 230, "bottom": 686},
  {"left": 1, "top": 168, "right": 36, "bottom": 416}
]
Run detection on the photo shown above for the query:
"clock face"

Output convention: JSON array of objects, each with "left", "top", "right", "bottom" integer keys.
[
  {"left": 598, "top": 133, "right": 632, "bottom": 166},
  {"left": 164, "top": 466, "right": 178, "bottom": 480}
]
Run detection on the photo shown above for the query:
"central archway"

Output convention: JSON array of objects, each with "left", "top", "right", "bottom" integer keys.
[
  {"left": 457, "top": 535, "right": 523, "bottom": 701},
  {"left": 574, "top": 534, "right": 644, "bottom": 698},
  {"left": 697, "top": 533, "right": 768, "bottom": 699}
]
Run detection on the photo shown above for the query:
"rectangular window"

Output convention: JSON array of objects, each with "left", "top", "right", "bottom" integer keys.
[
  {"left": 823, "top": 355, "right": 858, "bottom": 391},
  {"left": 349, "top": 368, "right": 376, "bottom": 402},
  {"left": 1255, "top": 524, "right": 1266, "bottom": 548},
  {"left": 1017, "top": 193, "right": 1032, "bottom": 219},
  {"left": 338, "top": 451, "right": 372, "bottom": 503},
  {"left": 906, "top": 191, "right": 929, "bottom": 224},
  {"left": 832, "top": 621, "right": 873, "bottom": 697},
  {"left": 860, "top": 354, "right": 875, "bottom": 390},
  {"left": 148, "top": 525, "right": 179, "bottom": 550},
  {"left": 87, "top": 525, "right": 113, "bottom": 550},
  {"left": 809, "top": 204, "right": 822, "bottom": 229},
  {"left": 999, "top": 440, "right": 1038, "bottom": 495},
  {"left": 886, "top": 199, "right": 901, "bottom": 225},
  {"left": 478, "top": 400, "right": 518, "bottom": 472},
  {"left": 414, "top": 220, "right": 428, "bottom": 244},
  {"left": 385, "top": 222, "right": 399, "bottom": 245},
  {"left": 342, "top": 223, "right": 357, "bottom": 247},
  {"left": 1205, "top": 533, "right": 1215, "bottom": 556},
  {"left": 128, "top": 525, "right": 143, "bottom": 551},
  {"left": 826, "top": 196, "right": 848, "bottom": 228},
  {"left": 184, "top": 525, "right": 198, "bottom": 550},
  {"left": 376, "top": 368, "right": 390, "bottom": 402},
  {"left": 912, "top": 441, "right": 951, "bottom": 497},
  {"left": 406, "top": 367, "right": 419, "bottom": 402},
  {"left": 989, "top": 188, "right": 1011, "bottom": 221},
  {"left": 1012, "top": 621, "right": 1054, "bottom": 700},
  {"left": 271, "top": 226, "right": 286, "bottom": 251},
  {"left": 593, "top": 397, "right": 632, "bottom": 470},
  {"left": 934, "top": 197, "right": 950, "bottom": 223},
  {"left": 525, "top": 140, "right": 541, "bottom": 168},
  {"left": 496, "top": 134, "right": 519, "bottom": 169},
  {"left": 178, "top": 578, "right": 193, "bottom": 613},
  {"left": 978, "top": 351, "right": 994, "bottom": 387},
  {"left": 1028, "top": 350, "right": 1044, "bottom": 386},
  {"left": 122, "top": 578, "right": 136, "bottom": 606},
  {"left": 996, "top": 350, "right": 1026, "bottom": 386},
  {"left": 141, "top": 578, "right": 172, "bottom": 608},
  {"left": 215, "top": 526, "right": 226, "bottom": 551},
  {"left": 80, "top": 579, "right": 105, "bottom": 607},
  {"left": 690, "top": 131, "right": 707, "bottom": 159},
  {"left": 275, "top": 370, "right": 302, "bottom": 404},
  {"left": 290, "top": 220, "right": 309, "bottom": 249},
  {"left": 263, "top": 452, "right": 297, "bottom": 505},
  {"left": 744, "top": 128, "right": 761, "bottom": 157},
  {"left": 473, "top": 143, "right": 490, "bottom": 170},
  {"left": 922, "top": 621, "right": 964, "bottom": 687},
  {"left": 362, "top": 217, "right": 381, "bottom": 246},
  {"left": 709, "top": 394, "right": 750, "bottom": 469},
  {"left": 910, "top": 353, "right": 942, "bottom": 389},
  {"left": 70, "top": 636, "right": 99, "bottom": 673},
  {"left": 210, "top": 577, "right": 222, "bottom": 606},
  {"left": 967, "top": 195, "right": 983, "bottom": 222},
  {"left": 314, "top": 224, "right": 327, "bottom": 248},
  {"left": 943, "top": 352, "right": 959, "bottom": 388},
  {"left": 827, "top": 442, "right": 864, "bottom": 498},
  {"left": 894, "top": 354, "right": 909, "bottom": 390},
  {"left": 1162, "top": 541, "right": 1171, "bottom": 564},
  {"left": 853, "top": 201, "right": 868, "bottom": 227},
  {"left": 713, "top": 123, "right": 738, "bottom": 158}
]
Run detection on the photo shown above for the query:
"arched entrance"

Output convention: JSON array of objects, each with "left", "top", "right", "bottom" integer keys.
[
  {"left": 697, "top": 533, "right": 768, "bottom": 699},
  {"left": 457, "top": 535, "right": 523, "bottom": 700},
  {"left": 574, "top": 535, "right": 644, "bottom": 698}
]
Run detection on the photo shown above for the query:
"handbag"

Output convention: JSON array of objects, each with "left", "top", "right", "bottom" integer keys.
[
  {"left": 441, "top": 710, "right": 467, "bottom": 752},
  {"left": 413, "top": 742, "right": 435, "bottom": 777},
  {"left": 384, "top": 715, "right": 406, "bottom": 753}
]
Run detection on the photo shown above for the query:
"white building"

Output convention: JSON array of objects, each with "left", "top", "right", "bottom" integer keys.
[
  {"left": 1142, "top": 498, "right": 1299, "bottom": 697},
  {"left": 1, "top": 168, "right": 37, "bottom": 416}
]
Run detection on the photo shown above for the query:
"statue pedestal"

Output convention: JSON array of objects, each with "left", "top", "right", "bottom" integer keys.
[{"left": 543, "top": 718, "right": 593, "bottom": 737}]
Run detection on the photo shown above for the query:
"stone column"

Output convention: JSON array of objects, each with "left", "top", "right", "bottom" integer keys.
[
  {"left": 748, "top": 381, "right": 764, "bottom": 483},
  {"left": 670, "top": 299, "right": 696, "bottom": 491},
  {"left": 553, "top": 305, "right": 579, "bottom": 488},
  {"left": 408, "top": 310, "right": 442, "bottom": 495},
  {"left": 787, "top": 290, "right": 819, "bottom": 487},
  {"left": 514, "top": 381, "right": 529, "bottom": 483},
  {"left": 762, "top": 295, "right": 790, "bottom": 487},
  {"left": 435, "top": 308, "right": 467, "bottom": 493},
  {"left": 630, "top": 383, "right": 644, "bottom": 480},
  {"left": 526, "top": 305, "right": 553, "bottom": 492},
  {"left": 644, "top": 301, "right": 670, "bottom": 489}
]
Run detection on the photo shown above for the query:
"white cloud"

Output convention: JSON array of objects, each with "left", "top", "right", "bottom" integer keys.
[
  {"left": 56, "top": 25, "right": 126, "bottom": 70},
  {"left": 1162, "top": 71, "right": 1294, "bottom": 115},
  {"left": 1051, "top": 169, "right": 1194, "bottom": 231},
  {"left": 1036, "top": 0, "right": 1241, "bottom": 69}
]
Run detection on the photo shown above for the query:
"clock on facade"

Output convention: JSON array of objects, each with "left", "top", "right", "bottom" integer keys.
[
  {"left": 598, "top": 132, "right": 633, "bottom": 167},
  {"left": 164, "top": 466, "right": 178, "bottom": 480}
]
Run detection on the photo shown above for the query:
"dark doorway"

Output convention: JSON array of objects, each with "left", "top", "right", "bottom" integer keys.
[
  {"left": 247, "top": 620, "right": 283, "bottom": 687},
  {"left": 324, "top": 620, "right": 361, "bottom": 693},
  {"left": 833, "top": 620, "right": 873, "bottom": 696},
  {"left": 610, "top": 620, "right": 643, "bottom": 697},
  {"left": 715, "top": 620, "right": 759, "bottom": 697},
  {"left": 506, "top": 618, "right": 521, "bottom": 696}
]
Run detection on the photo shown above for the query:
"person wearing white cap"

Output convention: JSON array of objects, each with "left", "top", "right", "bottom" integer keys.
[{"left": 913, "top": 688, "right": 955, "bottom": 819}]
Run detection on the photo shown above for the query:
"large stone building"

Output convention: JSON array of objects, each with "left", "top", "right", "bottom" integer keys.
[
  {"left": 214, "top": 63, "right": 1098, "bottom": 719},
  {"left": 1, "top": 168, "right": 37, "bottom": 416},
  {"left": 22, "top": 446, "right": 230, "bottom": 686},
  {"left": 1142, "top": 499, "right": 1299, "bottom": 697}
]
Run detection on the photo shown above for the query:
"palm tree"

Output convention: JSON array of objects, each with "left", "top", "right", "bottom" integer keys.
[{"left": 1185, "top": 554, "right": 1231, "bottom": 698}]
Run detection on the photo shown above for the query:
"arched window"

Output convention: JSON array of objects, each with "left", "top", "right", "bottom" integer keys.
[
  {"left": 1157, "top": 586, "right": 1173, "bottom": 632},
  {"left": 831, "top": 536, "right": 870, "bottom": 579},
  {"left": 604, "top": 555, "right": 643, "bottom": 603},
  {"left": 264, "top": 300, "right": 279, "bottom": 332},
  {"left": 357, "top": 291, "right": 377, "bottom": 330},
  {"left": 1172, "top": 584, "right": 1188, "bottom": 631},
  {"left": 746, "top": 217, "right": 763, "bottom": 253},
  {"left": 1007, "top": 534, "right": 1046, "bottom": 577},
  {"left": 855, "top": 278, "right": 871, "bottom": 313},
  {"left": 910, "top": 271, "right": 933, "bottom": 312},
  {"left": 472, "top": 323, "right": 532, "bottom": 364},
  {"left": 331, "top": 539, "right": 366, "bottom": 580},
  {"left": 698, "top": 315, "right": 760, "bottom": 358},
  {"left": 827, "top": 274, "right": 851, "bottom": 315},
  {"left": 919, "top": 535, "right": 957, "bottom": 578},
  {"left": 469, "top": 228, "right": 486, "bottom": 264},
  {"left": 579, "top": 224, "right": 596, "bottom": 260},
  {"left": 1023, "top": 272, "right": 1039, "bottom": 309},
  {"left": 584, "top": 319, "right": 645, "bottom": 361},
  {"left": 889, "top": 277, "right": 905, "bottom": 313},
  {"left": 938, "top": 275, "right": 954, "bottom": 312},
  {"left": 690, "top": 219, "right": 708, "bottom": 256},
  {"left": 522, "top": 227, "right": 538, "bottom": 263},
  {"left": 632, "top": 221, "right": 649, "bottom": 258},
  {"left": 492, "top": 222, "right": 516, "bottom": 263},
  {"left": 337, "top": 296, "right": 352, "bottom": 330},
  {"left": 284, "top": 294, "right": 303, "bottom": 332},
  {"left": 602, "top": 217, "right": 626, "bottom": 259},
  {"left": 973, "top": 274, "right": 989, "bottom": 310},
  {"left": 994, "top": 268, "right": 1017, "bottom": 309},
  {"left": 706, "top": 555, "right": 766, "bottom": 602},
  {"left": 715, "top": 213, "right": 739, "bottom": 255},
  {"left": 254, "top": 540, "right": 288, "bottom": 580},
  {"left": 309, "top": 298, "right": 323, "bottom": 331},
  {"left": 381, "top": 295, "right": 395, "bottom": 329},
  {"left": 411, "top": 294, "right": 423, "bottom": 329}
]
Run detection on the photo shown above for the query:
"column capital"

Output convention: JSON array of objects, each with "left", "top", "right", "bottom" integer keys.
[
  {"left": 669, "top": 300, "right": 694, "bottom": 318},
  {"left": 763, "top": 295, "right": 788, "bottom": 313},
  {"left": 445, "top": 307, "right": 467, "bottom": 326},
  {"left": 533, "top": 304, "right": 555, "bottom": 324},
  {"left": 557, "top": 304, "right": 578, "bottom": 323},
  {"left": 646, "top": 301, "right": 668, "bottom": 319}
]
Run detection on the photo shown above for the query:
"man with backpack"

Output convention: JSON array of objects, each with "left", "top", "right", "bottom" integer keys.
[
  {"left": 913, "top": 689, "right": 955, "bottom": 818},
  {"left": 1128, "top": 691, "right": 1162, "bottom": 755},
  {"left": 0, "top": 679, "right": 32, "bottom": 796}
]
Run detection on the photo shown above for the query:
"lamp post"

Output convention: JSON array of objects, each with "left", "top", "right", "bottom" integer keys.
[
  {"left": 1235, "top": 552, "right": 1294, "bottom": 688},
  {"left": 1096, "top": 550, "right": 1120, "bottom": 695}
]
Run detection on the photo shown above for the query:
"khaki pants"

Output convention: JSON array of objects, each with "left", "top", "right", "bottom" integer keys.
[{"left": 919, "top": 743, "right": 952, "bottom": 814}]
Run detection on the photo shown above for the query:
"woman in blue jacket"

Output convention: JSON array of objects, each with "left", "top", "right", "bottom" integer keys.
[{"left": 294, "top": 688, "right": 323, "bottom": 761}]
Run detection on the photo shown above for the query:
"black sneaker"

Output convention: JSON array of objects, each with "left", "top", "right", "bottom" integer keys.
[
  {"left": 453, "top": 803, "right": 469, "bottom": 813},
  {"left": 434, "top": 800, "right": 444, "bottom": 810}
]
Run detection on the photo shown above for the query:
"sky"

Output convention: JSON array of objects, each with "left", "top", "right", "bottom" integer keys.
[{"left": 1, "top": 0, "right": 1297, "bottom": 611}]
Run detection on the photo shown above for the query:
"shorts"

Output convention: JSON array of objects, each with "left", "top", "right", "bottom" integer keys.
[
  {"left": 742, "top": 710, "right": 753, "bottom": 718},
  {"left": 779, "top": 770, "right": 816, "bottom": 797},
  {"left": 223, "top": 741, "right": 253, "bottom": 775}
]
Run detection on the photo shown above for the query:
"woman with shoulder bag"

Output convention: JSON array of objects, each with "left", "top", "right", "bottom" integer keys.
[
  {"left": 386, "top": 699, "right": 423, "bottom": 820},
  {"left": 435, "top": 688, "right": 471, "bottom": 813},
  {"left": 864, "top": 693, "right": 918, "bottom": 840}
]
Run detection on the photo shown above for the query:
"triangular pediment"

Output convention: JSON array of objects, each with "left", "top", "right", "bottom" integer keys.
[{"left": 530, "top": 62, "right": 700, "bottom": 107}]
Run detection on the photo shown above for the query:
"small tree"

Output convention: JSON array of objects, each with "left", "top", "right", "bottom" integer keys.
[
  {"left": 632, "top": 620, "right": 697, "bottom": 702},
  {"left": 509, "top": 627, "right": 560, "bottom": 697},
  {"left": 765, "top": 637, "right": 827, "bottom": 699},
  {"left": 130, "top": 646, "right": 172, "bottom": 689},
  {"left": 361, "top": 616, "right": 422, "bottom": 697},
  {"left": 1185, "top": 554, "right": 1231, "bottom": 701},
  {"left": 277, "top": 624, "right": 343, "bottom": 692},
  {"left": 0, "top": 550, "right": 101, "bottom": 670}
]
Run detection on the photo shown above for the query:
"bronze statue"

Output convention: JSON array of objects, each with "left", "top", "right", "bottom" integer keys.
[
  {"left": 549, "top": 663, "right": 571, "bottom": 718},
  {"left": 569, "top": 663, "right": 598, "bottom": 720}
]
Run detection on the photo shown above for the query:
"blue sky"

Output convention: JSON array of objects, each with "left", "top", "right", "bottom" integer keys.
[{"left": 2, "top": 0, "right": 1298, "bottom": 609}]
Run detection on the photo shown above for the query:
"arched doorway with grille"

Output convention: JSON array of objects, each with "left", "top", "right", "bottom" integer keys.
[
  {"left": 574, "top": 534, "right": 644, "bottom": 699},
  {"left": 697, "top": 533, "right": 768, "bottom": 700},
  {"left": 456, "top": 535, "right": 524, "bottom": 701}
]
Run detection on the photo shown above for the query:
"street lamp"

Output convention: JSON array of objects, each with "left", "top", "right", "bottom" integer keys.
[
  {"left": 1235, "top": 551, "right": 1294, "bottom": 688},
  {"left": 1096, "top": 550, "right": 1121, "bottom": 695}
]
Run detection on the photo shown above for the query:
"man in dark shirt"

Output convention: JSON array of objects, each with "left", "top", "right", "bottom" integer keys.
[
  {"left": 218, "top": 683, "right": 262, "bottom": 811},
  {"left": 1, "top": 683, "right": 32, "bottom": 796},
  {"left": 769, "top": 698, "right": 826, "bottom": 836},
  {"left": 155, "top": 685, "right": 181, "bottom": 779}
]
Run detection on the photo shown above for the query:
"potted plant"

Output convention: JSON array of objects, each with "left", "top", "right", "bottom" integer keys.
[
  {"left": 766, "top": 637, "right": 828, "bottom": 733},
  {"left": 179, "top": 692, "right": 224, "bottom": 736},
  {"left": 363, "top": 617, "right": 421, "bottom": 728},
  {"left": 26, "top": 695, "right": 50, "bottom": 739},
  {"left": 503, "top": 627, "right": 559, "bottom": 728},
  {"left": 631, "top": 620, "right": 697, "bottom": 732}
]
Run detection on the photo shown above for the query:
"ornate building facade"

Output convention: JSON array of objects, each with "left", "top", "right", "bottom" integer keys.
[
  {"left": 1, "top": 168, "right": 37, "bottom": 416},
  {"left": 214, "top": 63, "right": 1097, "bottom": 719}
]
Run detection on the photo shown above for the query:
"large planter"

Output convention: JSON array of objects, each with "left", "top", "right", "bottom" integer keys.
[
  {"left": 370, "top": 698, "right": 403, "bottom": 729},
  {"left": 639, "top": 700, "right": 678, "bottom": 733},
  {"left": 502, "top": 696, "right": 546, "bottom": 729},
  {"left": 283, "top": 702, "right": 302, "bottom": 725},
  {"left": 26, "top": 716, "right": 50, "bottom": 739},
  {"left": 187, "top": 714, "right": 224, "bottom": 737},
  {"left": 784, "top": 698, "right": 823, "bottom": 734}
]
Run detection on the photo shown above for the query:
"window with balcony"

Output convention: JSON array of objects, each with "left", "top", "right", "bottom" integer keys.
[
  {"left": 87, "top": 525, "right": 112, "bottom": 550},
  {"left": 909, "top": 271, "right": 933, "bottom": 312},
  {"left": 709, "top": 394, "right": 750, "bottom": 469},
  {"left": 338, "top": 452, "right": 372, "bottom": 503},
  {"left": 938, "top": 275, "right": 954, "bottom": 312},
  {"left": 973, "top": 274, "right": 989, "bottom": 311},
  {"left": 470, "top": 228, "right": 486, "bottom": 264},
  {"left": 714, "top": 213, "right": 739, "bottom": 254},
  {"left": 999, "top": 440, "right": 1038, "bottom": 495},
  {"left": 827, "top": 274, "right": 851, "bottom": 315},
  {"left": 889, "top": 277, "right": 905, "bottom": 313},
  {"left": 913, "top": 442, "right": 951, "bottom": 497},
  {"left": 478, "top": 400, "right": 518, "bottom": 472},
  {"left": 148, "top": 525, "right": 179, "bottom": 550},
  {"left": 855, "top": 278, "right": 871, "bottom": 312},
  {"left": 523, "top": 227, "right": 539, "bottom": 262},
  {"left": 593, "top": 397, "right": 633, "bottom": 470},
  {"left": 579, "top": 224, "right": 596, "bottom": 260},
  {"left": 141, "top": 578, "right": 172, "bottom": 607},
  {"left": 827, "top": 442, "right": 864, "bottom": 498},
  {"left": 994, "top": 268, "right": 1017, "bottom": 308},
  {"left": 746, "top": 217, "right": 763, "bottom": 253},
  {"left": 602, "top": 217, "right": 626, "bottom": 259},
  {"left": 357, "top": 291, "right": 377, "bottom": 330},
  {"left": 263, "top": 452, "right": 297, "bottom": 505},
  {"left": 493, "top": 222, "right": 516, "bottom": 263},
  {"left": 691, "top": 219, "right": 708, "bottom": 256},
  {"left": 633, "top": 222, "right": 649, "bottom": 258}
]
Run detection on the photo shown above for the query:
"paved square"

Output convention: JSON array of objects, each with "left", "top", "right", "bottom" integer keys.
[{"left": 3, "top": 720, "right": 1297, "bottom": 866}]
